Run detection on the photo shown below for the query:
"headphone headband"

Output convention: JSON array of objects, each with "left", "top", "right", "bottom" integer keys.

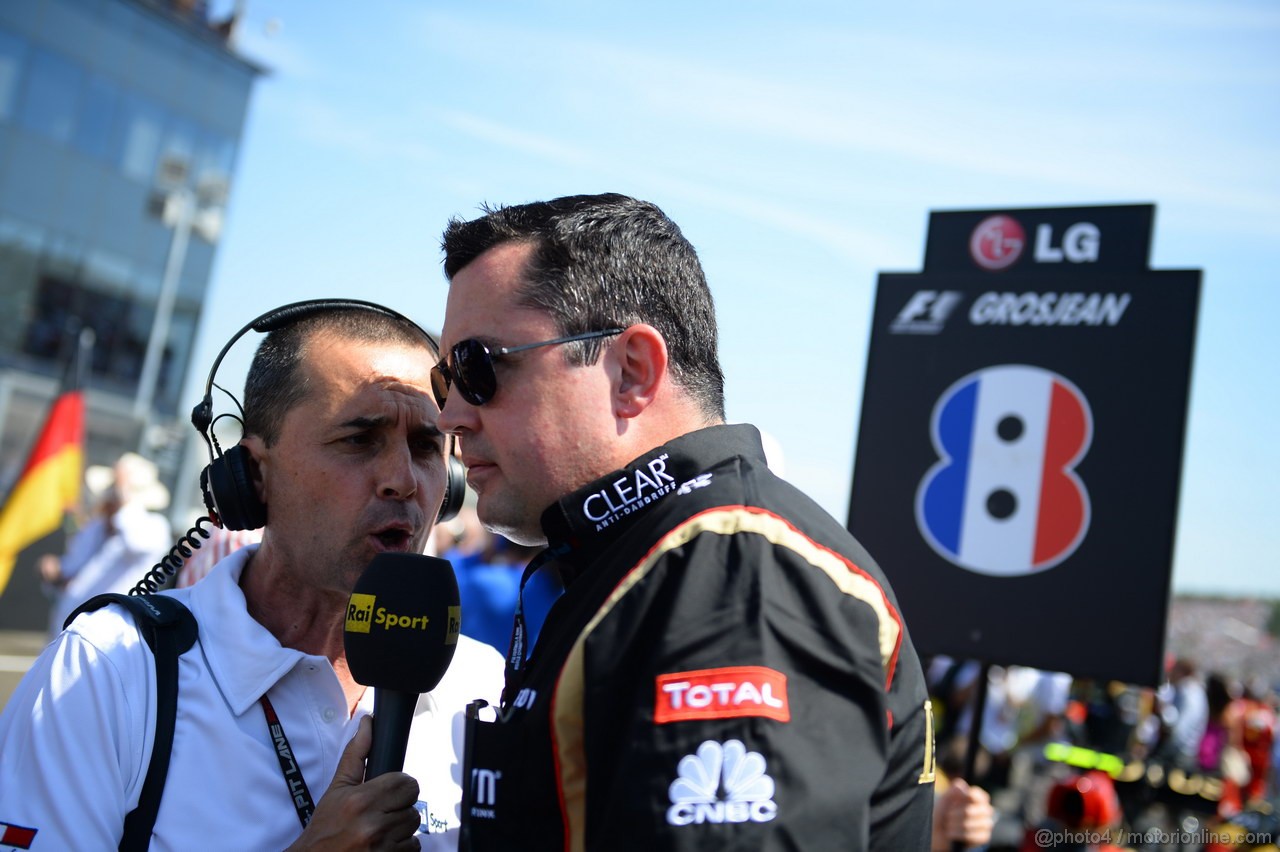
[{"left": 193, "top": 298, "right": 439, "bottom": 434}]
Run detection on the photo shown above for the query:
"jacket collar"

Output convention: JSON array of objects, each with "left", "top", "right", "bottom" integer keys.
[{"left": 538, "top": 423, "right": 766, "bottom": 585}]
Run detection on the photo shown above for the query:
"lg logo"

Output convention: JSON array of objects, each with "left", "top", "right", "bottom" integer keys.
[
  {"left": 970, "top": 215, "right": 1025, "bottom": 271},
  {"left": 969, "top": 215, "right": 1101, "bottom": 271},
  {"left": 916, "top": 365, "right": 1093, "bottom": 575},
  {"left": 1035, "top": 222, "right": 1100, "bottom": 264}
]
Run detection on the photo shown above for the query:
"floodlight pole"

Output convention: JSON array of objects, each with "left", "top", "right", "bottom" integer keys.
[
  {"left": 133, "top": 158, "right": 224, "bottom": 449},
  {"left": 133, "top": 187, "right": 193, "bottom": 422}
]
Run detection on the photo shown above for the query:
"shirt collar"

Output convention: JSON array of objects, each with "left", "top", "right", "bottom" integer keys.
[{"left": 186, "top": 545, "right": 323, "bottom": 715}]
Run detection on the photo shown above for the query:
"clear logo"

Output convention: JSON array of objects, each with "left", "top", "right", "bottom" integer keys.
[{"left": 582, "top": 454, "right": 677, "bottom": 531}]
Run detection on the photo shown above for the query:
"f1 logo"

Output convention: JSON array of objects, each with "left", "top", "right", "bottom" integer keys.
[
  {"left": 891, "top": 291, "right": 964, "bottom": 334},
  {"left": 916, "top": 364, "right": 1092, "bottom": 575}
]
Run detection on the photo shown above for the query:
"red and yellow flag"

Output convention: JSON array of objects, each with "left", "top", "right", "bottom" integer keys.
[{"left": 0, "top": 374, "right": 87, "bottom": 597}]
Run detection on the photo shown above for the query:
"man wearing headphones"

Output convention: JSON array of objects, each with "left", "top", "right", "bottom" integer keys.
[
  {"left": 0, "top": 304, "right": 504, "bottom": 850},
  {"left": 436, "top": 194, "right": 935, "bottom": 850}
]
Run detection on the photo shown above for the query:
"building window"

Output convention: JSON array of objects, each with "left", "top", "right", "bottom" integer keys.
[
  {"left": 118, "top": 91, "right": 165, "bottom": 182},
  {"left": 73, "top": 71, "right": 123, "bottom": 163},
  {"left": 0, "top": 30, "right": 26, "bottom": 121},
  {"left": 18, "top": 46, "right": 84, "bottom": 143},
  {"left": 0, "top": 216, "right": 43, "bottom": 356},
  {"left": 21, "top": 275, "right": 168, "bottom": 398},
  {"left": 194, "top": 125, "right": 237, "bottom": 185}
]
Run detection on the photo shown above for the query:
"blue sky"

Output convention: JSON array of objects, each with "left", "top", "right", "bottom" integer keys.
[{"left": 185, "top": 0, "right": 1280, "bottom": 596}]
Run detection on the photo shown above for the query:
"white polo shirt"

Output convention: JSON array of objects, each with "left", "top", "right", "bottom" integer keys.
[{"left": 0, "top": 546, "right": 505, "bottom": 851}]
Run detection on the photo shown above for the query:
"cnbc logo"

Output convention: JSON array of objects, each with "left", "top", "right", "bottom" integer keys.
[{"left": 346, "top": 593, "right": 376, "bottom": 633}]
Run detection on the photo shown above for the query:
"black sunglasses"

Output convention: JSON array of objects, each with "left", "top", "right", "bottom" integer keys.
[{"left": 431, "top": 328, "right": 625, "bottom": 407}]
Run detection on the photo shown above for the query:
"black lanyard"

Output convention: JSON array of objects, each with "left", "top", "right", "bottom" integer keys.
[
  {"left": 260, "top": 694, "right": 318, "bottom": 828},
  {"left": 502, "top": 545, "right": 569, "bottom": 708}
]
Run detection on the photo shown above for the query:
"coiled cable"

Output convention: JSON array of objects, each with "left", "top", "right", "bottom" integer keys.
[{"left": 128, "top": 516, "right": 216, "bottom": 595}]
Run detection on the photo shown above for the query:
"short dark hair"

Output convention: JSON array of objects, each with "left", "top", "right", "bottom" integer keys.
[
  {"left": 441, "top": 193, "right": 726, "bottom": 421},
  {"left": 243, "top": 308, "right": 437, "bottom": 446}
]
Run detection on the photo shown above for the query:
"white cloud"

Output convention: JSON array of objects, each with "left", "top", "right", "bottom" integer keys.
[
  {"left": 274, "top": 97, "right": 441, "bottom": 171},
  {"left": 435, "top": 110, "right": 913, "bottom": 265},
  {"left": 412, "top": 7, "right": 1278, "bottom": 229}
]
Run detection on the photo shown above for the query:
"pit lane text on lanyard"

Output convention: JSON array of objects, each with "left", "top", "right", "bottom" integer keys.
[{"left": 261, "top": 694, "right": 318, "bottom": 827}]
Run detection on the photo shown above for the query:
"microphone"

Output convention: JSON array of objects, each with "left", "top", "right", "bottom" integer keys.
[{"left": 343, "top": 553, "right": 462, "bottom": 778}]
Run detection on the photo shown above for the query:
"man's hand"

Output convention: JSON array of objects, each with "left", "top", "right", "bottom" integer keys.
[
  {"left": 287, "top": 716, "right": 422, "bottom": 851},
  {"left": 931, "top": 778, "right": 996, "bottom": 852},
  {"left": 38, "top": 554, "right": 63, "bottom": 585}
]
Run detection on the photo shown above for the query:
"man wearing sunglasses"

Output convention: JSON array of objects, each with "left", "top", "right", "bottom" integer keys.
[{"left": 436, "top": 193, "right": 934, "bottom": 851}]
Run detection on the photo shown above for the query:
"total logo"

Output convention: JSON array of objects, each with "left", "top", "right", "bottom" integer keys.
[
  {"left": 667, "top": 740, "right": 778, "bottom": 827},
  {"left": 916, "top": 365, "right": 1092, "bottom": 575},
  {"left": 655, "top": 666, "right": 790, "bottom": 724},
  {"left": 969, "top": 214, "right": 1101, "bottom": 271}
]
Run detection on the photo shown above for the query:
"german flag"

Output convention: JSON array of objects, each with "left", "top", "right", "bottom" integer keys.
[{"left": 0, "top": 331, "right": 91, "bottom": 597}]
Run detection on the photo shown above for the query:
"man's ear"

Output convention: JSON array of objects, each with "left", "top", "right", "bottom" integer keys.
[
  {"left": 613, "top": 324, "right": 667, "bottom": 419},
  {"left": 239, "top": 435, "right": 268, "bottom": 502}
]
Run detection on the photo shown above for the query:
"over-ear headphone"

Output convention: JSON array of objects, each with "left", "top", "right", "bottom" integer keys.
[{"left": 192, "top": 298, "right": 465, "bottom": 531}]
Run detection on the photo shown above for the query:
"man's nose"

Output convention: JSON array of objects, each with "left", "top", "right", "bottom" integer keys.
[
  {"left": 378, "top": 443, "right": 419, "bottom": 499},
  {"left": 436, "top": 389, "right": 476, "bottom": 435}
]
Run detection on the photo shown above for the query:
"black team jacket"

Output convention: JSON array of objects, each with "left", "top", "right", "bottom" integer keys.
[{"left": 461, "top": 424, "right": 935, "bottom": 851}]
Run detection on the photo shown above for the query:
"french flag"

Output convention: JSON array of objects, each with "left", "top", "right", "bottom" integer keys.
[{"left": 917, "top": 364, "right": 1092, "bottom": 575}]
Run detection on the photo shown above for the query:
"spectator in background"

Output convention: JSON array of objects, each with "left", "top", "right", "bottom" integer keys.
[
  {"left": 925, "top": 657, "right": 1000, "bottom": 851},
  {"left": 932, "top": 776, "right": 996, "bottom": 852},
  {"left": 928, "top": 655, "right": 985, "bottom": 755},
  {"left": 1200, "top": 673, "right": 1235, "bottom": 774},
  {"left": 432, "top": 502, "right": 490, "bottom": 571},
  {"left": 1229, "top": 677, "right": 1276, "bottom": 807},
  {"left": 978, "top": 666, "right": 1072, "bottom": 790},
  {"left": 40, "top": 452, "right": 171, "bottom": 637},
  {"left": 1272, "top": 690, "right": 1280, "bottom": 803},
  {"left": 175, "top": 524, "right": 262, "bottom": 588},
  {"left": 1155, "top": 657, "right": 1209, "bottom": 771},
  {"left": 436, "top": 506, "right": 561, "bottom": 655},
  {"left": 1019, "top": 770, "right": 1126, "bottom": 852}
]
